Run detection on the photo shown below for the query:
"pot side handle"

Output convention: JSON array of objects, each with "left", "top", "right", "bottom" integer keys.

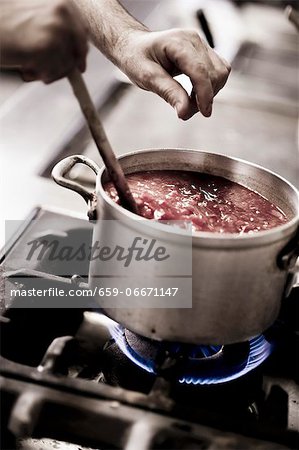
[
  {"left": 52, "top": 155, "right": 100, "bottom": 220},
  {"left": 277, "top": 226, "right": 299, "bottom": 298},
  {"left": 277, "top": 226, "right": 299, "bottom": 270},
  {"left": 51, "top": 155, "right": 100, "bottom": 204}
]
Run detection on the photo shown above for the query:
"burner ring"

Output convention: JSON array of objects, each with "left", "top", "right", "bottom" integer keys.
[
  {"left": 187, "top": 344, "right": 224, "bottom": 360},
  {"left": 108, "top": 324, "right": 273, "bottom": 385}
]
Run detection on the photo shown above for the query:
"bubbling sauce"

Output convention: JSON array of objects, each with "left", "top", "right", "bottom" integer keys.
[{"left": 104, "top": 171, "right": 288, "bottom": 234}]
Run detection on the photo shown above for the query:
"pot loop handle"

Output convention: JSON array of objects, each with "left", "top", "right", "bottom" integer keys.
[
  {"left": 277, "top": 226, "right": 299, "bottom": 270},
  {"left": 51, "top": 155, "right": 100, "bottom": 219}
]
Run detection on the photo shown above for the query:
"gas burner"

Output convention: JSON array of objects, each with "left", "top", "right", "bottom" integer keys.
[
  {"left": 1, "top": 209, "right": 298, "bottom": 450},
  {"left": 108, "top": 323, "right": 273, "bottom": 385}
]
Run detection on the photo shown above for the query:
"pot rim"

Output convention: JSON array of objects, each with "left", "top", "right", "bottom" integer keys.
[{"left": 97, "top": 148, "right": 299, "bottom": 246}]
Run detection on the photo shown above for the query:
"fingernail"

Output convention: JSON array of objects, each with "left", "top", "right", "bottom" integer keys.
[
  {"left": 205, "top": 102, "right": 213, "bottom": 117},
  {"left": 174, "top": 103, "right": 183, "bottom": 120}
]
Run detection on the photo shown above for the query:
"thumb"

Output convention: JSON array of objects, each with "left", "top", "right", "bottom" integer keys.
[{"left": 145, "top": 65, "right": 193, "bottom": 120}]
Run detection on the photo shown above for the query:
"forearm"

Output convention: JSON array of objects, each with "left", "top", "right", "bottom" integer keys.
[
  {"left": 73, "top": 0, "right": 230, "bottom": 120},
  {"left": 73, "top": 0, "right": 148, "bottom": 65},
  {"left": 0, "top": 1, "right": 23, "bottom": 66},
  {"left": 0, "top": 0, "right": 88, "bottom": 82}
]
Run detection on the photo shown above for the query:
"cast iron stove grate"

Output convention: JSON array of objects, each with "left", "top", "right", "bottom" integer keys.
[{"left": 0, "top": 208, "right": 298, "bottom": 450}]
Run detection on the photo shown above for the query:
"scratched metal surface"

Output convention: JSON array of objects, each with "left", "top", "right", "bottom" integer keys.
[{"left": 18, "top": 438, "right": 93, "bottom": 450}]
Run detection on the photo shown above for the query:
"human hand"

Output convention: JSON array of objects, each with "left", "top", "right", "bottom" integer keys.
[
  {"left": 115, "top": 29, "right": 231, "bottom": 120},
  {"left": 0, "top": 0, "right": 88, "bottom": 83}
]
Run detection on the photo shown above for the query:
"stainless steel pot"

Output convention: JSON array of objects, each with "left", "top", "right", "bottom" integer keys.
[{"left": 52, "top": 149, "right": 299, "bottom": 345}]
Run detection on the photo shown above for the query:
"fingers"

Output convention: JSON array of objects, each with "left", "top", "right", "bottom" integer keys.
[
  {"left": 46, "top": 1, "right": 88, "bottom": 81},
  {"left": 157, "top": 30, "right": 231, "bottom": 118},
  {"left": 66, "top": 1, "right": 89, "bottom": 73},
  {"left": 21, "top": 69, "right": 38, "bottom": 82},
  {"left": 23, "top": 39, "right": 77, "bottom": 84},
  {"left": 21, "top": 0, "right": 88, "bottom": 84},
  {"left": 203, "top": 44, "right": 231, "bottom": 96},
  {"left": 164, "top": 36, "right": 212, "bottom": 117},
  {"left": 139, "top": 63, "right": 194, "bottom": 119},
  {"left": 72, "top": 31, "right": 89, "bottom": 73}
]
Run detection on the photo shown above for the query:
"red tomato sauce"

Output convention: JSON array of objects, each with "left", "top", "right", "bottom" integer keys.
[{"left": 104, "top": 171, "right": 288, "bottom": 233}]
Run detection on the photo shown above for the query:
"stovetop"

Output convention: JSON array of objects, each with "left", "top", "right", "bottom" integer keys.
[{"left": 1, "top": 208, "right": 298, "bottom": 450}]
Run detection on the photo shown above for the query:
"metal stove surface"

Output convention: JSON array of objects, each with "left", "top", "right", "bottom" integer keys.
[{"left": 1, "top": 208, "right": 298, "bottom": 450}]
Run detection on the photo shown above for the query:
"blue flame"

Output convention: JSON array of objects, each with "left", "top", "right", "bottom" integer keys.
[
  {"left": 179, "top": 335, "right": 273, "bottom": 385},
  {"left": 109, "top": 323, "right": 273, "bottom": 385},
  {"left": 189, "top": 344, "right": 223, "bottom": 358},
  {"left": 108, "top": 322, "right": 156, "bottom": 373}
]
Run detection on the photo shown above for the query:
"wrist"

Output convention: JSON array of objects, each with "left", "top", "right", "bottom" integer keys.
[{"left": 112, "top": 28, "right": 149, "bottom": 68}]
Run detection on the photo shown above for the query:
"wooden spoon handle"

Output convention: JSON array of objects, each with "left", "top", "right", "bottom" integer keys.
[{"left": 67, "top": 69, "right": 139, "bottom": 214}]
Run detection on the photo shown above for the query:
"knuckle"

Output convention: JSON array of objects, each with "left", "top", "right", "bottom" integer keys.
[
  {"left": 43, "top": 33, "right": 59, "bottom": 52},
  {"left": 32, "top": 37, "right": 53, "bottom": 55},
  {"left": 194, "top": 62, "right": 208, "bottom": 78},
  {"left": 161, "top": 86, "right": 176, "bottom": 104},
  {"left": 185, "top": 29, "right": 200, "bottom": 41},
  {"left": 33, "top": 30, "right": 67, "bottom": 57},
  {"left": 169, "top": 28, "right": 199, "bottom": 43},
  {"left": 171, "top": 44, "right": 190, "bottom": 62},
  {"left": 167, "top": 28, "right": 183, "bottom": 39},
  {"left": 52, "top": 0, "right": 71, "bottom": 16},
  {"left": 168, "top": 38, "right": 183, "bottom": 52},
  {"left": 46, "top": 13, "right": 65, "bottom": 34},
  {"left": 140, "top": 69, "right": 155, "bottom": 86},
  {"left": 45, "top": 15, "right": 72, "bottom": 40}
]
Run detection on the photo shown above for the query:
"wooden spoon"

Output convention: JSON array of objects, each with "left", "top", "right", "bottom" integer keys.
[{"left": 68, "top": 69, "right": 139, "bottom": 215}]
